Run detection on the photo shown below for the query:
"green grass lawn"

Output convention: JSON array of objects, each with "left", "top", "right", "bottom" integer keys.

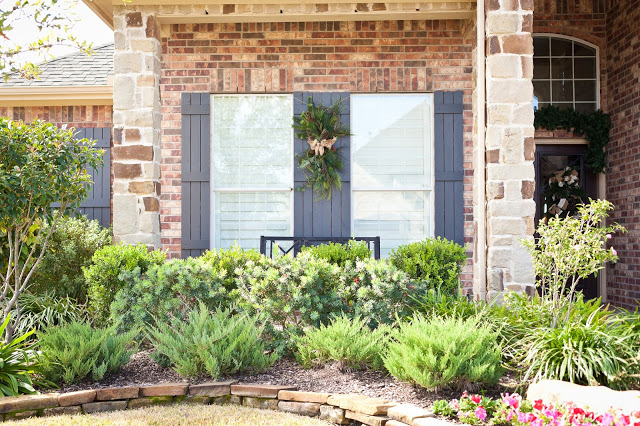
[{"left": 5, "top": 404, "right": 333, "bottom": 425}]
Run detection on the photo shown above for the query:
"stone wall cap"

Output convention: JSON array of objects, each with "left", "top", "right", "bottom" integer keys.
[
  {"left": 189, "top": 380, "right": 238, "bottom": 397},
  {"left": 231, "top": 384, "right": 298, "bottom": 398},
  {"left": 278, "top": 390, "right": 332, "bottom": 403},
  {"left": 0, "top": 393, "right": 60, "bottom": 414},
  {"left": 58, "top": 389, "right": 97, "bottom": 407},
  {"left": 95, "top": 386, "right": 140, "bottom": 401},
  {"left": 140, "top": 383, "right": 189, "bottom": 397}
]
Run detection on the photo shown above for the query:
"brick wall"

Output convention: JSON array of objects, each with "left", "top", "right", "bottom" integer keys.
[
  {"left": 0, "top": 105, "right": 113, "bottom": 128},
  {"left": 158, "top": 20, "right": 476, "bottom": 286},
  {"left": 604, "top": 0, "right": 640, "bottom": 309}
]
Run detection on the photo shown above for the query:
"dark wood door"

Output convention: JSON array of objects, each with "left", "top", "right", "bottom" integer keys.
[{"left": 534, "top": 143, "right": 599, "bottom": 299}]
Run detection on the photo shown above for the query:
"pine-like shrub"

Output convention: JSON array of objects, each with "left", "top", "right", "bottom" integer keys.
[
  {"left": 85, "top": 244, "right": 166, "bottom": 326},
  {"left": 30, "top": 215, "right": 112, "bottom": 303},
  {"left": 147, "top": 302, "right": 276, "bottom": 378},
  {"left": 110, "top": 256, "right": 235, "bottom": 332},
  {"left": 300, "top": 240, "right": 371, "bottom": 266},
  {"left": 383, "top": 315, "right": 503, "bottom": 390},
  {"left": 294, "top": 315, "right": 390, "bottom": 371},
  {"left": 388, "top": 238, "right": 466, "bottom": 296},
  {"left": 38, "top": 321, "right": 138, "bottom": 385}
]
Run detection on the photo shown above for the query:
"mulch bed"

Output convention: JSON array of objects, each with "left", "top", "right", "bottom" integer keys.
[{"left": 56, "top": 350, "right": 518, "bottom": 409}]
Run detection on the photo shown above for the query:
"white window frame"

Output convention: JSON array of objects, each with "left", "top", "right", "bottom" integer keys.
[
  {"left": 349, "top": 93, "right": 436, "bottom": 250},
  {"left": 532, "top": 33, "right": 601, "bottom": 110},
  {"left": 209, "top": 94, "right": 295, "bottom": 249}
]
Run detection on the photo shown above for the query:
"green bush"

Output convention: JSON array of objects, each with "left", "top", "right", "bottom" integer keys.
[
  {"left": 294, "top": 315, "right": 390, "bottom": 371},
  {"left": 383, "top": 314, "right": 503, "bottom": 390},
  {"left": 10, "top": 292, "right": 86, "bottom": 338},
  {"left": 147, "top": 302, "right": 276, "bottom": 378},
  {"left": 0, "top": 315, "right": 48, "bottom": 396},
  {"left": 300, "top": 240, "right": 371, "bottom": 266},
  {"left": 30, "top": 215, "right": 112, "bottom": 303},
  {"left": 340, "top": 258, "right": 429, "bottom": 327},
  {"left": 200, "top": 245, "right": 262, "bottom": 292},
  {"left": 236, "top": 253, "right": 346, "bottom": 354},
  {"left": 411, "top": 287, "right": 489, "bottom": 321},
  {"left": 38, "top": 321, "right": 138, "bottom": 385},
  {"left": 110, "top": 256, "right": 234, "bottom": 332},
  {"left": 85, "top": 244, "right": 165, "bottom": 326},
  {"left": 388, "top": 238, "right": 466, "bottom": 295}
]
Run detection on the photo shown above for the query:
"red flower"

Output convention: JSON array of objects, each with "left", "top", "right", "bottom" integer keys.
[
  {"left": 533, "top": 400, "right": 544, "bottom": 410},
  {"left": 354, "top": 277, "right": 360, "bottom": 284},
  {"left": 462, "top": 392, "right": 468, "bottom": 399},
  {"left": 572, "top": 408, "right": 585, "bottom": 416},
  {"left": 471, "top": 395, "right": 481, "bottom": 404}
]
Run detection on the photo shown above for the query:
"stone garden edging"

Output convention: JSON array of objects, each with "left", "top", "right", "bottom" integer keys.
[{"left": 0, "top": 382, "right": 455, "bottom": 425}]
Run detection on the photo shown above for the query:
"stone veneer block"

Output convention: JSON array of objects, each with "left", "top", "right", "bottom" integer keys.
[
  {"left": 211, "top": 395, "right": 242, "bottom": 406},
  {"left": 242, "top": 396, "right": 279, "bottom": 410},
  {"left": 320, "top": 405, "right": 349, "bottom": 424},
  {"left": 96, "top": 386, "right": 140, "bottom": 401},
  {"left": 5, "top": 410, "right": 38, "bottom": 420},
  {"left": 327, "top": 393, "right": 370, "bottom": 409},
  {"left": 58, "top": 390, "right": 96, "bottom": 407},
  {"left": 344, "top": 396, "right": 397, "bottom": 416},
  {"left": 346, "top": 409, "right": 390, "bottom": 426},
  {"left": 140, "top": 383, "right": 189, "bottom": 397},
  {"left": 231, "top": 384, "right": 297, "bottom": 398},
  {"left": 44, "top": 406, "right": 83, "bottom": 417},
  {"left": 175, "top": 395, "right": 211, "bottom": 405},
  {"left": 82, "top": 400, "right": 128, "bottom": 414},
  {"left": 189, "top": 380, "right": 238, "bottom": 397},
  {"left": 278, "top": 390, "right": 331, "bottom": 404},
  {"left": 128, "top": 396, "right": 173, "bottom": 410},
  {"left": 278, "top": 401, "right": 321, "bottom": 417},
  {"left": 0, "top": 393, "right": 59, "bottom": 413},
  {"left": 387, "top": 404, "right": 434, "bottom": 425}
]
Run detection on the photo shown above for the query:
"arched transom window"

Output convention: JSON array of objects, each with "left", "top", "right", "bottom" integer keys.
[{"left": 533, "top": 35, "right": 599, "bottom": 113}]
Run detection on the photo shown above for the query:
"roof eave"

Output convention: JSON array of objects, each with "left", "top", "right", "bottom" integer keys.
[
  {"left": 0, "top": 86, "right": 113, "bottom": 107},
  {"left": 82, "top": 0, "right": 114, "bottom": 29}
]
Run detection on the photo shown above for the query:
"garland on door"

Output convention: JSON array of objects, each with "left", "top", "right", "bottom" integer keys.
[
  {"left": 293, "top": 96, "right": 351, "bottom": 201},
  {"left": 534, "top": 105, "right": 611, "bottom": 174}
]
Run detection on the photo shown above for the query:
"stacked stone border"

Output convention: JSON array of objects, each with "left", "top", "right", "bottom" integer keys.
[{"left": 0, "top": 382, "right": 453, "bottom": 425}]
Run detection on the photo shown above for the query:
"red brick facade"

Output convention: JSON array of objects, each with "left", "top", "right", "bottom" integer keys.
[
  {"left": 0, "top": 105, "right": 113, "bottom": 128},
  {"left": 604, "top": 0, "right": 640, "bottom": 309},
  {"left": 158, "top": 20, "right": 477, "bottom": 286}
]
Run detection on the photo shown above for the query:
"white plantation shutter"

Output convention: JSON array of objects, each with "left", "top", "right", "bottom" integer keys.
[
  {"left": 351, "top": 94, "right": 434, "bottom": 256},
  {"left": 211, "top": 95, "right": 293, "bottom": 249}
]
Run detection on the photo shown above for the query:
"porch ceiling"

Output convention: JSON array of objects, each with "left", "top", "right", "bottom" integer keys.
[{"left": 84, "top": 0, "right": 476, "bottom": 29}]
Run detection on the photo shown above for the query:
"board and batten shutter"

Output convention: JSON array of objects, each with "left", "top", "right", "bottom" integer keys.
[
  {"left": 434, "top": 91, "right": 464, "bottom": 246},
  {"left": 293, "top": 92, "right": 351, "bottom": 238},
  {"left": 181, "top": 93, "right": 211, "bottom": 258},
  {"left": 52, "top": 127, "right": 111, "bottom": 228}
]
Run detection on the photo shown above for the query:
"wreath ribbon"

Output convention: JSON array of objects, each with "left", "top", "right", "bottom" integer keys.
[{"left": 307, "top": 138, "right": 337, "bottom": 156}]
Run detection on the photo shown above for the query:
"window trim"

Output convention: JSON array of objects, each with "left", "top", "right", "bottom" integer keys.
[
  {"left": 209, "top": 93, "right": 295, "bottom": 249},
  {"left": 532, "top": 33, "right": 601, "bottom": 110},
  {"left": 349, "top": 93, "right": 436, "bottom": 250}
]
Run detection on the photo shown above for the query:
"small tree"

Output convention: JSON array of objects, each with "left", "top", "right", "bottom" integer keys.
[
  {"left": 0, "top": 118, "right": 102, "bottom": 341},
  {"left": 521, "top": 199, "right": 625, "bottom": 328}
]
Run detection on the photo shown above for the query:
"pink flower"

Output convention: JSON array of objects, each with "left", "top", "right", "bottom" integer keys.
[
  {"left": 612, "top": 247, "right": 618, "bottom": 256},
  {"left": 449, "top": 399, "right": 459, "bottom": 411},
  {"left": 471, "top": 394, "right": 482, "bottom": 404},
  {"left": 606, "top": 234, "right": 612, "bottom": 239},
  {"left": 475, "top": 406, "right": 487, "bottom": 421},
  {"left": 503, "top": 393, "right": 521, "bottom": 410},
  {"left": 599, "top": 413, "right": 614, "bottom": 426}
]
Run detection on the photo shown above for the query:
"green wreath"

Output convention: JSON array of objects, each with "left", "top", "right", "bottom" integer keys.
[{"left": 293, "top": 97, "right": 351, "bottom": 200}]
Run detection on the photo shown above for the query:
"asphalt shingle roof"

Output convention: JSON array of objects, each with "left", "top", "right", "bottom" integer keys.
[{"left": 0, "top": 43, "right": 114, "bottom": 87}]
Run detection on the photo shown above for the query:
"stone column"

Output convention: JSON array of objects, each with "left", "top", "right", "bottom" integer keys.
[
  {"left": 485, "top": 0, "right": 536, "bottom": 299},
  {"left": 112, "top": 7, "right": 162, "bottom": 248}
]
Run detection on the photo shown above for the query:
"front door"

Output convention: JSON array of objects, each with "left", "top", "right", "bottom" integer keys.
[{"left": 534, "top": 143, "right": 599, "bottom": 299}]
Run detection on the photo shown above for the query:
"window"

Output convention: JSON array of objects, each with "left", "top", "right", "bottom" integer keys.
[
  {"left": 533, "top": 35, "right": 599, "bottom": 113},
  {"left": 210, "top": 95, "right": 293, "bottom": 249},
  {"left": 351, "top": 94, "right": 434, "bottom": 256}
]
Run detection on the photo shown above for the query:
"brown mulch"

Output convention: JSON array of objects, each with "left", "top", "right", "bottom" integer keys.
[{"left": 56, "top": 351, "right": 518, "bottom": 409}]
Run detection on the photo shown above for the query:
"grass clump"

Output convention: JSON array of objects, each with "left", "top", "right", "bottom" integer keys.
[
  {"left": 294, "top": 315, "right": 390, "bottom": 371},
  {"left": 147, "top": 302, "right": 276, "bottom": 378},
  {"left": 383, "top": 314, "right": 503, "bottom": 391}
]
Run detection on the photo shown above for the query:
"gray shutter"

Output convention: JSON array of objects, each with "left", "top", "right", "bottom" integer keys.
[
  {"left": 293, "top": 92, "right": 351, "bottom": 238},
  {"left": 434, "top": 91, "right": 464, "bottom": 245},
  {"left": 53, "top": 127, "right": 111, "bottom": 228},
  {"left": 181, "top": 93, "right": 210, "bottom": 258}
]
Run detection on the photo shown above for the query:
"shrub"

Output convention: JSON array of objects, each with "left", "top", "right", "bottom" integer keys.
[
  {"left": 29, "top": 215, "right": 112, "bottom": 303},
  {"left": 0, "top": 315, "right": 48, "bottom": 396},
  {"left": 147, "top": 302, "right": 276, "bottom": 378},
  {"left": 383, "top": 314, "right": 503, "bottom": 390},
  {"left": 236, "top": 252, "right": 346, "bottom": 354},
  {"left": 10, "top": 292, "right": 86, "bottom": 339},
  {"left": 388, "top": 238, "right": 466, "bottom": 296},
  {"left": 300, "top": 240, "right": 372, "bottom": 266},
  {"left": 411, "top": 287, "right": 489, "bottom": 321},
  {"left": 38, "top": 321, "right": 138, "bottom": 385},
  {"left": 110, "top": 256, "right": 234, "bottom": 332},
  {"left": 294, "top": 314, "right": 390, "bottom": 371},
  {"left": 85, "top": 244, "right": 166, "bottom": 326},
  {"left": 340, "top": 258, "right": 429, "bottom": 327},
  {"left": 200, "top": 245, "right": 262, "bottom": 292}
]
